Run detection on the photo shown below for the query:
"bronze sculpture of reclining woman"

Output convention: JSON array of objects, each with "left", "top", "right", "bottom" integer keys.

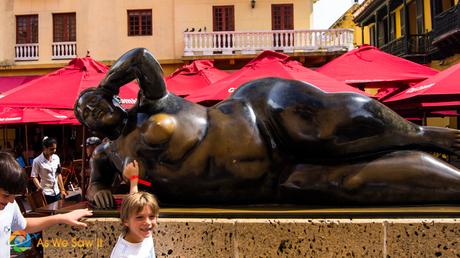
[{"left": 75, "top": 48, "right": 460, "bottom": 208}]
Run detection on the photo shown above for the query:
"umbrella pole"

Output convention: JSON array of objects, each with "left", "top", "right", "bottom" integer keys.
[
  {"left": 422, "top": 112, "right": 427, "bottom": 126},
  {"left": 25, "top": 124, "right": 29, "bottom": 166},
  {"left": 3, "top": 125, "right": 6, "bottom": 149},
  {"left": 61, "top": 125, "right": 65, "bottom": 162},
  {"left": 81, "top": 126, "right": 87, "bottom": 199}
]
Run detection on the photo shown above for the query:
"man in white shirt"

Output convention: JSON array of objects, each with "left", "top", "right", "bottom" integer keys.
[{"left": 0, "top": 151, "right": 92, "bottom": 257}]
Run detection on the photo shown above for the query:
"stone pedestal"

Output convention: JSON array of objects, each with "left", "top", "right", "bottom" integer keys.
[{"left": 42, "top": 218, "right": 460, "bottom": 257}]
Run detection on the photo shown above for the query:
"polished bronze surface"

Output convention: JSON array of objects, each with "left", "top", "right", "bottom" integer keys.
[{"left": 75, "top": 48, "right": 460, "bottom": 207}]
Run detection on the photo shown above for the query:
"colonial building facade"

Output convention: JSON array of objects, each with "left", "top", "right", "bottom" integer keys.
[
  {"left": 352, "top": 0, "right": 460, "bottom": 69},
  {"left": 0, "top": 0, "right": 354, "bottom": 76}
]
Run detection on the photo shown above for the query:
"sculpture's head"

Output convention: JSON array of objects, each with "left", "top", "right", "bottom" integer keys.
[{"left": 75, "top": 87, "right": 128, "bottom": 140}]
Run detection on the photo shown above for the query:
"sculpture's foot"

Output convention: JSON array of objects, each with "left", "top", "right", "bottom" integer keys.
[
  {"left": 422, "top": 126, "right": 460, "bottom": 155},
  {"left": 282, "top": 151, "right": 460, "bottom": 204}
]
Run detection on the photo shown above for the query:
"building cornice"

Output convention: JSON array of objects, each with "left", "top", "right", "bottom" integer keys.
[
  {"left": 353, "top": 0, "right": 386, "bottom": 24},
  {"left": 329, "top": 3, "right": 360, "bottom": 29}
]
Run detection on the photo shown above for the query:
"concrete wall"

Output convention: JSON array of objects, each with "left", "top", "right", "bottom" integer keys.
[{"left": 43, "top": 218, "right": 460, "bottom": 257}]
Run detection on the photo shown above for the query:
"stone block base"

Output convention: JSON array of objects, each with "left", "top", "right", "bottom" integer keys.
[{"left": 42, "top": 218, "right": 460, "bottom": 257}]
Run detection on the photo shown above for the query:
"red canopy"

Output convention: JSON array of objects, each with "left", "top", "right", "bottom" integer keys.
[
  {"left": 0, "top": 75, "right": 41, "bottom": 93},
  {"left": 0, "top": 57, "right": 138, "bottom": 109},
  {"left": 384, "top": 61, "right": 460, "bottom": 104},
  {"left": 0, "top": 107, "right": 73, "bottom": 124},
  {"left": 165, "top": 60, "right": 230, "bottom": 96},
  {"left": 186, "top": 50, "right": 366, "bottom": 103},
  {"left": 317, "top": 45, "right": 438, "bottom": 84}
]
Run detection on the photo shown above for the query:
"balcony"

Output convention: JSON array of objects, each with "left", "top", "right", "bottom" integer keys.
[
  {"left": 183, "top": 29, "right": 354, "bottom": 56},
  {"left": 14, "top": 43, "right": 39, "bottom": 61},
  {"left": 380, "top": 34, "right": 431, "bottom": 63},
  {"left": 432, "top": 4, "right": 460, "bottom": 46},
  {"left": 52, "top": 42, "right": 77, "bottom": 60}
]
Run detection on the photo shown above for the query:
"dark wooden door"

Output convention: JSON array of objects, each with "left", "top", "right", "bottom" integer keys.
[
  {"left": 213, "top": 6, "right": 234, "bottom": 48},
  {"left": 272, "top": 4, "right": 294, "bottom": 47}
]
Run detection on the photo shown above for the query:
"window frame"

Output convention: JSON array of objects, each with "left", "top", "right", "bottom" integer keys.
[
  {"left": 16, "top": 15, "right": 39, "bottom": 44},
  {"left": 271, "top": 4, "right": 294, "bottom": 30},
  {"left": 52, "top": 12, "right": 76, "bottom": 42},
  {"left": 127, "top": 9, "right": 153, "bottom": 36},
  {"left": 212, "top": 5, "right": 235, "bottom": 31}
]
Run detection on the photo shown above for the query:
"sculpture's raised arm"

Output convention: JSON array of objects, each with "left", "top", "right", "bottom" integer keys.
[{"left": 98, "top": 48, "right": 167, "bottom": 100}]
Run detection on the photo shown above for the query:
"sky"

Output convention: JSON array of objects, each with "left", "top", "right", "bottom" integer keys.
[{"left": 313, "top": 0, "right": 364, "bottom": 29}]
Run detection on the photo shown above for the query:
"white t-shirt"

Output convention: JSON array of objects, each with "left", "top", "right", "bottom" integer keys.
[
  {"left": 31, "top": 153, "right": 61, "bottom": 196},
  {"left": 110, "top": 234, "right": 155, "bottom": 258},
  {"left": 0, "top": 201, "right": 27, "bottom": 258}
]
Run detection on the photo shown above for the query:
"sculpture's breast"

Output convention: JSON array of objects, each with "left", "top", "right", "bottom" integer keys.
[{"left": 204, "top": 101, "right": 272, "bottom": 179}]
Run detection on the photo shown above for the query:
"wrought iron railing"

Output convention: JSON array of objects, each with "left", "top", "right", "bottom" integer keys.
[
  {"left": 183, "top": 29, "right": 354, "bottom": 56},
  {"left": 432, "top": 4, "right": 460, "bottom": 42},
  {"left": 380, "top": 34, "right": 430, "bottom": 57}
]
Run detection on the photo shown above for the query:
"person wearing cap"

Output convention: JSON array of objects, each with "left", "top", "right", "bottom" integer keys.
[{"left": 83, "top": 137, "right": 102, "bottom": 160}]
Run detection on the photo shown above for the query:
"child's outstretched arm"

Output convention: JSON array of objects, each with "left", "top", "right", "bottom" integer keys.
[
  {"left": 123, "top": 160, "right": 139, "bottom": 194},
  {"left": 25, "top": 208, "right": 93, "bottom": 233}
]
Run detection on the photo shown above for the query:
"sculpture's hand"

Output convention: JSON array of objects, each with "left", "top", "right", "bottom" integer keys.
[{"left": 93, "top": 189, "right": 115, "bottom": 209}]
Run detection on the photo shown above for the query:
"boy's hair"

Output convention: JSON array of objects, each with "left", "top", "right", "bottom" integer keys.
[
  {"left": 120, "top": 192, "right": 160, "bottom": 235},
  {"left": 42, "top": 136, "right": 57, "bottom": 148},
  {"left": 0, "top": 151, "right": 27, "bottom": 194}
]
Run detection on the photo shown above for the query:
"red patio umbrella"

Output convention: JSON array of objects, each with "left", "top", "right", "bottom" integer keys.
[
  {"left": 317, "top": 45, "right": 438, "bottom": 98},
  {"left": 384, "top": 61, "right": 460, "bottom": 105},
  {"left": 165, "top": 60, "right": 230, "bottom": 96},
  {"left": 186, "top": 50, "right": 366, "bottom": 103},
  {"left": 0, "top": 75, "right": 41, "bottom": 93},
  {"left": 0, "top": 107, "right": 72, "bottom": 124},
  {"left": 0, "top": 57, "right": 139, "bottom": 109}
]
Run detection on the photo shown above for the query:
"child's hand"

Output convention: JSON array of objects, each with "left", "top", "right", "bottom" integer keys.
[
  {"left": 61, "top": 208, "right": 93, "bottom": 227},
  {"left": 123, "top": 160, "right": 139, "bottom": 179},
  {"left": 124, "top": 160, "right": 140, "bottom": 194}
]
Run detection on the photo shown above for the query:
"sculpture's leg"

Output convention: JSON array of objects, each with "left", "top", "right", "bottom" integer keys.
[
  {"left": 268, "top": 82, "right": 460, "bottom": 158},
  {"left": 281, "top": 151, "right": 460, "bottom": 204}
]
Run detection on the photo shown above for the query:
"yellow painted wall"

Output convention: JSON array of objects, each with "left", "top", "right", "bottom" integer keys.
[
  {"left": 173, "top": 0, "right": 312, "bottom": 59},
  {"left": 424, "top": 0, "right": 432, "bottom": 32},
  {"left": 363, "top": 25, "right": 370, "bottom": 44},
  {"left": 10, "top": 0, "right": 175, "bottom": 62},
  {"left": 329, "top": 4, "right": 363, "bottom": 46},
  {"left": 395, "top": 7, "right": 402, "bottom": 38},
  {"left": 427, "top": 117, "right": 456, "bottom": 128},
  {"left": 1, "top": 0, "right": 314, "bottom": 68},
  {"left": 358, "top": 0, "right": 433, "bottom": 42},
  {"left": 354, "top": 26, "right": 363, "bottom": 46},
  {"left": 0, "top": 0, "right": 15, "bottom": 65}
]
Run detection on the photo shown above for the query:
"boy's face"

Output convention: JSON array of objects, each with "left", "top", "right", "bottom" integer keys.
[
  {"left": 124, "top": 205, "right": 157, "bottom": 242},
  {"left": 0, "top": 188, "right": 15, "bottom": 210}
]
